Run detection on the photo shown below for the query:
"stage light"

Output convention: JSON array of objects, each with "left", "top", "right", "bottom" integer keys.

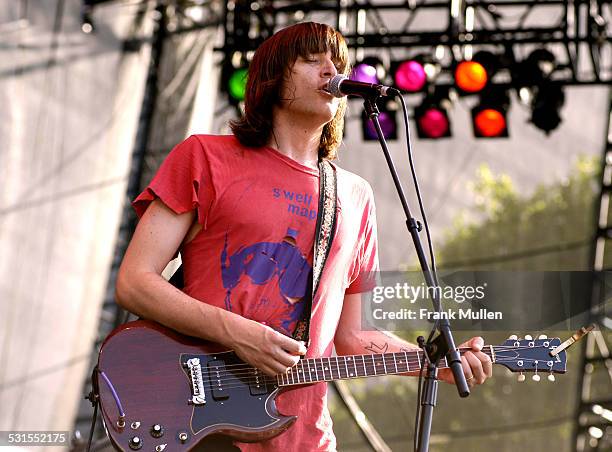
[
  {"left": 351, "top": 57, "right": 386, "bottom": 84},
  {"left": 414, "top": 87, "right": 452, "bottom": 139},
  {"left": 455, "top": 51, "right": 502, "bottom": 94},
  {"left": 394, "top": 60, "right": 426, "bottom": 91},
  {"left": 455, "top": 61, "right": 487, "bottom": 93},
  {"left": 530, "top": 84, "right": 565, "bottom": 134},
  {"left": 416, "top": 107, "right": 450, "bottom": 139},
  {"left": 361, "top": 99, "right": 398, "bottom": 141},
  {"left": 227, "top": 67, "right": 248, "bottom": 102},
  {"left": 513, "top": 48, "right": 557, "bottom": 90},
  {"left": 471, "top": 87, "right": 509, "bottom": 138},
  {"left": 473, "top": 109, "right": 506, "bottom": 137},
  {"left": 392, "top": 56, "right": 439, "bottom": 93}
]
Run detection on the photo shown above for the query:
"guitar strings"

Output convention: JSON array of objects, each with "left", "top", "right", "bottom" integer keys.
[
  {"left": 184, "top": 356, "right": 558, "bottom": 391},
  {"left": 188, "top": 347, "right": 552, "bottom": 380},
  {"left": 181, "top": 344, "right": 556, "bottom": 372},
  {"left": 183, "top": 345, "right": 549, "bottom": 377},
  {"left": 183, "top": 356, "right": 561, "bottom": 392}
]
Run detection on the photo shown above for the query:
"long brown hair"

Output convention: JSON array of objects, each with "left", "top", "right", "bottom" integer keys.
[{"left": 229, "top": 22, "right": 350, "bottom": 160}]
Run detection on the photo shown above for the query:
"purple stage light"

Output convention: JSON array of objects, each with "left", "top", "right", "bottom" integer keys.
[
  {"left": 351, "top": 63, "right": 379, "bottom": 84},
  {"left": 364, "top": 111, "right": 396, "bottom": 140}
]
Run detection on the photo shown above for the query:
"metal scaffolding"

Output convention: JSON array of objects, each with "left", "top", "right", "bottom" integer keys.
[{"left": 72, "top": 1, "right": 612, "bottom": 450}]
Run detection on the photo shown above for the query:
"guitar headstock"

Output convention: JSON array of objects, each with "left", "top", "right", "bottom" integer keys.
[{"left": 494, "top": 334, "right": 567, "bottom": 382}]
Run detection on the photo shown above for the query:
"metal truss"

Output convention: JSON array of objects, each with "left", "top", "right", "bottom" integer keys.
[
  {"left": 218, "top": 0, "right": 612, "bottom": 85},
  {"left": 576, "top": 89, "right": 612, "bottom": 452}
]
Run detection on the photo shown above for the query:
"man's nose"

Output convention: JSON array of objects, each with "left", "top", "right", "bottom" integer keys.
[{"left": 321, "top": 58, "right": 338, "bottom": 78}]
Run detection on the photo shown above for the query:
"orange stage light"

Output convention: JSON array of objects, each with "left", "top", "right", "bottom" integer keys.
[{"left": 455, "top": 61, "right": 488, "bottom": 93}]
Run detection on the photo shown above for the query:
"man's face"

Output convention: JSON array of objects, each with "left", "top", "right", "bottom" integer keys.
[{"left": 278, "top": 50, "right": 342, "bottom": 125}]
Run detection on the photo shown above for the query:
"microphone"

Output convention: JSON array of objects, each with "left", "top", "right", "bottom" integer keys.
[{"left": 326, "top": 75, "right": 398, "bottom": 98}]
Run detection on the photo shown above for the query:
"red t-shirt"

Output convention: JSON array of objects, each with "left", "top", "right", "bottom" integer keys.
[{"left": 133, "top": 135, "right": 379, "bottom": 451}]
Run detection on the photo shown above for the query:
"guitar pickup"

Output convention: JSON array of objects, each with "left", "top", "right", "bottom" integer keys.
[
  {"left": 208, "top": 359, "right": 229, "bottom": 401},
  {"left": 249, "top": 369, "right": 268, "bottom": 396}
]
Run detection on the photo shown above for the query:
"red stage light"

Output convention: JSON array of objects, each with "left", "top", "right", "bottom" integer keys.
[{"left": 473, "top": 108, "right": 506, "bottom": 137}]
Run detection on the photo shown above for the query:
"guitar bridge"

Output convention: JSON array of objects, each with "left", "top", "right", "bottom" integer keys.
[{"left": 184, "top": 358, "right": 206, "bottom": 405}]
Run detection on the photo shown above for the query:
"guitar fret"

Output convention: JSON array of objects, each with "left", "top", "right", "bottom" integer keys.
[
  {"left": 362, "top": 355, "right": 367, "bottom": 376},
  {"left": 352, "top": 356, "right": 358, "bottom": 377},
  {"left": 335, "top": 356, "right": 341, "bottom": 379},
  {"left": 297, "top": 360, "right": 304, "bottom": 383},
  {"left": 325, "top": 357, "right": 332, "bottom": 381},
  {"left": 392, "top": 353, "right": 398, "bottom": 374},
  {"left": 371, "top": 355, "right": 377, "bottom": 375},
  {"left": 417, "top": 350, "right": 422, "bottom": 370},
  {"left": 404, "top": 351, "right": 410, "bottom": 372},
  {"left": 382, "top": 354, "right": 388, "bottom": 374},
  {"left": 344, "top": 356, "right": 350, "bottom": 378},
  {"left": 314, "top": 359, "right": 320, "bottom": 381}
]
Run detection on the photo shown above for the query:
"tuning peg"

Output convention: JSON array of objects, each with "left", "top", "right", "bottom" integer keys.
[
  {"left": 508, "top": 334, "right": 518, "bottom": 340},
  {"left": 532, "top": 373, "right": 541, "bottom": 382},
  {"left": 538, "top": 334, "right": 548, "bottom": 339},
  {"left": 548, "top": 373, "right": 556, "bottom": 382},
  {"left": 524, "top": 334, "right": 533, "bottom": 341},
  {"left": 517, "top": 373, "right": 525, "bottom": 382}
]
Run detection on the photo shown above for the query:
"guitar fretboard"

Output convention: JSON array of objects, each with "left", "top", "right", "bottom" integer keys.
[{"left": 276, "top": 347, "right": 495, "bottom": 386}]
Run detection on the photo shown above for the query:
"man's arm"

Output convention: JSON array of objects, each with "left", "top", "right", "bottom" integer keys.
[
  {"left": 115, "top": 199, "right": 306, "bottom": 376},
  {"left": 334, "top": 293, "right": 492, "bottom": 385}
]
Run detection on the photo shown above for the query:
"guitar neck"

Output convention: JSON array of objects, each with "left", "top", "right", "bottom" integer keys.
[{"left": 276, "top": 346, "right": 496, "bottom": 387}]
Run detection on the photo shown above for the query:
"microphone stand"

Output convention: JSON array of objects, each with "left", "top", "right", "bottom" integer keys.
[{"left": 361, "top": 95, "right": 470, "bottom": 452}]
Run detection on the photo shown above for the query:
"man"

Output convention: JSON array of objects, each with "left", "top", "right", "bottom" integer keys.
[{"left": 116, "top": 22, "right": 491, "bottom": 451}]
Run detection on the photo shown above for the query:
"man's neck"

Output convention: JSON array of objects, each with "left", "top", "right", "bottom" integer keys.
[{"left": 268, "top": 111, "right": 324, "bottom": 170}]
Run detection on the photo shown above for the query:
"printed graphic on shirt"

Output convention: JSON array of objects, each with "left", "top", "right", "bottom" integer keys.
[
  {"left": 272, "top": 188, "right": 317, "bottom": 221},
  {"left": 220, "top": 228, "right": 312, "bottom": 335}
]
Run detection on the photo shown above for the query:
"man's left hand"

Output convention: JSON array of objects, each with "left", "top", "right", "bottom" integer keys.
[{"left": 437, "top": 337, "right": 492, "bottom": 387}]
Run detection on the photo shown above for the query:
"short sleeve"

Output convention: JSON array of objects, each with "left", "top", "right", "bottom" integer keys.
[
  {"left": 345, "top": 183, "right": 379, "bottom": 294},
  {"left": 132, "top": 135, "right": 214, "bottom": 225}
]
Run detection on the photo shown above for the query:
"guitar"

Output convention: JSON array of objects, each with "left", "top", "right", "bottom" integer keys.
[{"left": 95, "top": 320, "right": 567, "bottom": 451}]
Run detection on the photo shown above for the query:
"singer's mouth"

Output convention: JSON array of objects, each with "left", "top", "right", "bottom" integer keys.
[{"left": 319, "top": 82, "right": 331, "bottom": 93}]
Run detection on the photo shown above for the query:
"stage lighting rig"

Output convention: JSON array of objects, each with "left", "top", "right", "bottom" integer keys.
[
  {"left": 351, "top": 57, "right": 386, "bottom": 85},
  {"left": 530, "top": 84, "right": 565, "bottom": 135},
  {"left": 471, "top": 87, "right": 510, "bottom": 138},
  {"left": 415, "top": 87, "right": 452, "bottom": 139},
  {"left": 391, "top": 55, "right": 440, "bottom": 93},
  {"left": 361, "top": 98, "right": 398, "bottom": 141},
  {"left": 455, "top": 50, "right": 504, "bottom": 95}
]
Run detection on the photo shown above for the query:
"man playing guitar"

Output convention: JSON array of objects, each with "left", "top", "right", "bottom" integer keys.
[{"left": 115, "top": 21, "right": 492, "bottom": 451}]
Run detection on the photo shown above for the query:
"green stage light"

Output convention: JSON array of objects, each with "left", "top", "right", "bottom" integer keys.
[{"left": 228, "top": 68, "right": 248, "bottom": 102}]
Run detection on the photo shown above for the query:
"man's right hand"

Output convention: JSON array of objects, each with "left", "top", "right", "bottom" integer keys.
[{"left": 227, "top": 317, "right": 307, "bottom": 377}]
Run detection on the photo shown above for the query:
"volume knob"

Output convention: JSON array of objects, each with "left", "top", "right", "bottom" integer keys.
[
  {"left": 150, "top": 424, "right": 164, "bottom": 438},
  {"left": 128, "top": 436, "right": 143, "bottom": 450}
]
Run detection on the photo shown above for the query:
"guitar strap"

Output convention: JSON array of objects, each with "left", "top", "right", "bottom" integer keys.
[{"left": 292, "top": 159, "right": 337, "bottom": 346}]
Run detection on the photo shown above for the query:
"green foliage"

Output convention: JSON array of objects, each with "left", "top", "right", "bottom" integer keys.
[
  {"left": 438, "top": 156, "right": 599, "bottom": 270},
  {"left": 332, "top": 156, "right": 602, "bottom": 451}
]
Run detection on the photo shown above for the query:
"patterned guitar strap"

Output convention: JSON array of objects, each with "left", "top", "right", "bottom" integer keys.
[{"left": 292, "top": 160, "right": 337, "bottom": 346}]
